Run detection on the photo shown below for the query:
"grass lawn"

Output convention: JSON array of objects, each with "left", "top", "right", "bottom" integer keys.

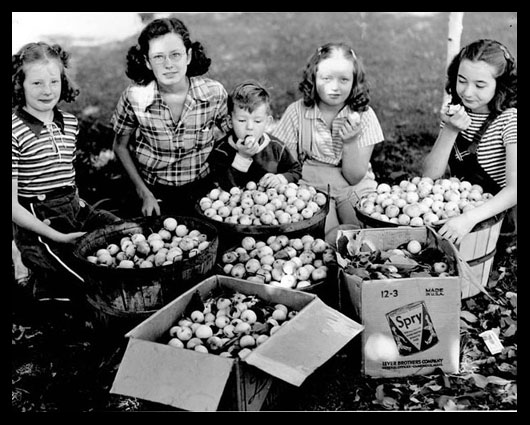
[{"left": 58, "top": 12, "right": 516, "bottom": 206}]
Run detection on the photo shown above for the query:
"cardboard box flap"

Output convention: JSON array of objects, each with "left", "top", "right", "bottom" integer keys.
[
  {"left": 110, "top": 337, "right": 234, "bottom": 411},
  {"left": 244, "top": 298, "right": 364, "bottom": 387}
]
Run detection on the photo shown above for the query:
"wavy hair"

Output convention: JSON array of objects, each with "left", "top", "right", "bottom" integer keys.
[
  {"left": 298, "top": 42, "right": 370, "bottom": 111},
  {"left": 125, "top": 17, "right": 212, "bottom": 85},
  {"left": 12, "top": 42, "right": 80, "bottom": 108},
  {"left": 446, "top": 39, "right": 517, "bottom": 114}
]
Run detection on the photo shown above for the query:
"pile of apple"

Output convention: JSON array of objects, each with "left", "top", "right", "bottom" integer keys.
[
  {"left": 164, "top": 291, "right": 298, "bottom": 359},
  {"left": 198, "top": 181, "right": 327, "bottom": 226},
  {"left": 85, "top": 217, "right": 212, "bottom": 269},
  {"left": 219, "top": 234, "right": 336, "bottom": 290},
  {"left": 357, "top": 176, "right": 493, "bottom": 226},
  {"left": 338, "top": 235, "right": 455, "bottom": 280}
]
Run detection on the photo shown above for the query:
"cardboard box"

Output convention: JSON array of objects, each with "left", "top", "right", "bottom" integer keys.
[
  {"left": 110, "top": 274, "right": 364, "bottom": 411},
  {"left": 337, "top": 226, "right": 461, "bottom": 378}
]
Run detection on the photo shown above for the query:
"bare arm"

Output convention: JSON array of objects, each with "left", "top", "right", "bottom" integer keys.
[
  {"left": 340, "top": 113, "right": 374, "bottom": 185},
  {"left": 112, "top": 132, "right": 160, "bottom": 216},
  {"left": 341, "top": 142, "right": 374, "bottom": 185},
  {"left": 438, "top": 142, "right": 517, "bottom": 243},
  {"left": 12, "top": 180, "right": 85, "bottom": 244},
  {"left": 423, "top": 105, "right": 471, "bottom": 179}
]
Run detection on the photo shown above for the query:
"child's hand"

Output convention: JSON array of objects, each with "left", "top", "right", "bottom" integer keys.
[
  {"left": 438, "top": 213, "right": 476, "bottom": 245},
  {"left": 340, "top": 112, "right": 362, "bottom": 143},
  {"left": 235, "top": 136, "right": 260, "bottom": 158},
  {"left": 58, "top": 231, "right": 87, "bottom": 244},
  {"left": 259, "top": 173, "right": 288, "bottom": 189},
  {"left": 441, "top": 103, "right": 471, "bottom": 132}
]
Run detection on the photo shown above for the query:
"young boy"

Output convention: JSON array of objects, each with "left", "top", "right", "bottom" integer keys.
[{"left": 208, "top": 80, "right": 302, "bottom": 191}]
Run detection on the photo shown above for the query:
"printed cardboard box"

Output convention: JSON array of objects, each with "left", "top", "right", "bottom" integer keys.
[
  {"left": 110, "top": 274, "right": 364, "bottom": 411},
  {"left": 337, "top": 226, "right": 462, "bottom": 378}
]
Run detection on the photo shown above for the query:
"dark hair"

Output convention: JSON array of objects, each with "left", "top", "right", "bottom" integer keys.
[
  {"left": 125, "top": 17, "right": 211, "bottom": 85},
  {"left": 228, "top": 80, "right": 272, "bottom": 115},
  {"left": 12, "top": 42, "right": 80, "bottom": 108},
  {"left": 446, "top": 39, "right": 517, "bottom": 114},
  {"left": 298, "top": 42, "right": 370, "bottom": 111}
]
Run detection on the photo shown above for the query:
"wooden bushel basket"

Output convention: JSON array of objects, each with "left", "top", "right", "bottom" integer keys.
[
  {"left": 72, "top": 215, "right": 219, "bottom": 327},
  {"left": 454, "top": 212, "right": 505, "bottom": 298},
  {"left": 355, "top": 202, "right": 505, "bottom": 299},
  {"left": 195, "top": 187, "right": 331, "bottom": 251}
]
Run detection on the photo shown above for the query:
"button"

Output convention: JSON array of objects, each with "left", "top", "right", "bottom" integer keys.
[
  {"left": 37, "top": 194, "right": 46, "bottom": 201},
  {"left": 79, "top": 200, "right": 86, "bottom": 208},
  {"left": 43, "top": 219, "right": 51, "bottom": 225}
]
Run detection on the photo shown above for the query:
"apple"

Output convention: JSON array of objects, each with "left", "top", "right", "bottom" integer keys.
[
  {"left": 406, "top": 240, "right": 422, "bottom": 254},
  {"left": 272, "top": 309, "right": 287, "bottom": 322},
  {"left": 240, "top": 309, "right": 257, "bottom": 324},
  {"left": 176, "top": 326, "right": 193, "bottom": 342},
  {"left": 245, "top": 258, "right": 261, "bottom": 274},
  {"left": 168, "top": 338, "right": 185, "bottom": 348},
  {"left": 106, "top": 243, "right": 120, "bottom": 256},
  {"left": 433, "top": 262, "right": 448, "bottom": 273},
  {"left": 195, "top": 324, "right": 213, "bottom": 339},
  {"left": 190, "top": 310, "right": 205, "bottom": 323},
  {"left": 117, "top": 259, "right": 135, "bottom": 269}
]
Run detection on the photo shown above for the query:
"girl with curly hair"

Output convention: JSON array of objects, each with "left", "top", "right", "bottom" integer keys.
[
  {"left": 423, "top": 39, "right": 517, "bottom": 243},
  {"left": 111, "top": 17, "right": 230, "bottom": 217},
  {"left": 272, "top": 42, "right": 384, "bottom": 243},
  {"left": 12, "top": 42, "right": 120, "bottom": 301}
]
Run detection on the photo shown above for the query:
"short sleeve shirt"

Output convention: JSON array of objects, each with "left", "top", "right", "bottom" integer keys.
[
  {"left": 271, "top": 99, "right": 384, "bottom": 166},
  {"left": 442, "top": 107, "right": 517, "bottom": 188},
  {"left": 12, "top": 107, "right": 77, "bottom": 197},
  {"left": 111, "top": 76, "right": 229, "bottom": 186}
]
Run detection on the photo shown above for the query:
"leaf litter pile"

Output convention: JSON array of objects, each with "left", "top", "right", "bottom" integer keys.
[{"left": 11, "top": 234, "right": 517, "bottom": 412}]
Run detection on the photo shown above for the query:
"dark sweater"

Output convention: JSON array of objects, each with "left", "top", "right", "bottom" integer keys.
[{"left": 208, "top": 132, "right": 302, "bottom": 190}]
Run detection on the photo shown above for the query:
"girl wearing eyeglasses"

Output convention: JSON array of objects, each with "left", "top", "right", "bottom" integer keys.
[{"left": 111, "top": 17, "right": 230, "bottom": 217}]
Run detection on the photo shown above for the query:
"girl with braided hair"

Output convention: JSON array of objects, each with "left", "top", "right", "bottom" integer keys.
[{"left": 423, "top": 39, "right": 517, "bottom": 243}]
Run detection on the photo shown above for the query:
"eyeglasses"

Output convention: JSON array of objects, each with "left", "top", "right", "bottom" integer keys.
[{"left": 149, "top": 52, "right": 185, "bottom": 65}]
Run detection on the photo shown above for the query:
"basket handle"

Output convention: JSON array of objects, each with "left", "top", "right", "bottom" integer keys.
[{"left": 425, "top": 225, "right": 504, "bottom": 305}]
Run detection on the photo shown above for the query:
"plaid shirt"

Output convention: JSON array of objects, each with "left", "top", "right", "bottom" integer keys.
[{"left": 111, "top": 76, "right": 229, "bottom": 186}]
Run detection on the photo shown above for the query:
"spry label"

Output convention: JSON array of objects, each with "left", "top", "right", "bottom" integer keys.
[{"left": 385, "top": 301, "right": 438, "bottom": 356}]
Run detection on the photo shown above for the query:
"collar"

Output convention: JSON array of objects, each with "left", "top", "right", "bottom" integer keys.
[
  {"left": 14, "top": 106, "right": 65, "bottom": 137},
  {"left": 304, "top": 104, "right": 351, "bottom": 121},
  {"left": 138, "top": 77, "right": 210, "bottom": 112}
]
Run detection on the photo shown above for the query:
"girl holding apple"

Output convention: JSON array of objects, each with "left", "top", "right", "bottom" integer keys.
[
  {"left": 423, "top": 39, "right": 517, "bottom": 244},
  {"left": 111, "top": 17, "right": 230, "bottom": 217},
  {"left": 272, "top": 42, "right": 385, "bottom": 243},
  {"left": 12, "top": 42, "right": 120, "bottom": 301}
]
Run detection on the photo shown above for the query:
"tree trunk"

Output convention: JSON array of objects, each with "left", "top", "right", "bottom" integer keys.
[{"left": 443, "top": 12, "right": 464, "bottom": 105}]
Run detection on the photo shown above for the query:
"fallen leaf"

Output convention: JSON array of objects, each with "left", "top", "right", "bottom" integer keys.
[
  {"left": 471, "top": 373, "right": 489, "bottom": 389},
  {"left": 426, "top": 384, "right": 442, "bottom": 392},
  {"left": 460, "top": 310, "right": 479, "bottom": 324},
  {"left": 486, "top": 376, "right": 512, "bottom": 386},
  {"left": 437, "top": 395, "right": 457, "bottom": 410},
  {"left": 380, "top": 396, "right": 400, "bottom": 410},
  {"left": 502, "top": 324, "right": 517, "bottom": 338}
]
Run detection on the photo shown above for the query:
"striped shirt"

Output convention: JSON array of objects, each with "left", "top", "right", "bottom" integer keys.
[
  {"left": 271, "top": 99, "right": 384, "bottom": 167},
  {"left": 12, "top": 107, "right": 77, "bottom": 197},
  {"left": 444, "top": 108, "right": 517, "bottom": 188},
  {"left": 111, "top": 76, "right": 229, "bottom": 187}
]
